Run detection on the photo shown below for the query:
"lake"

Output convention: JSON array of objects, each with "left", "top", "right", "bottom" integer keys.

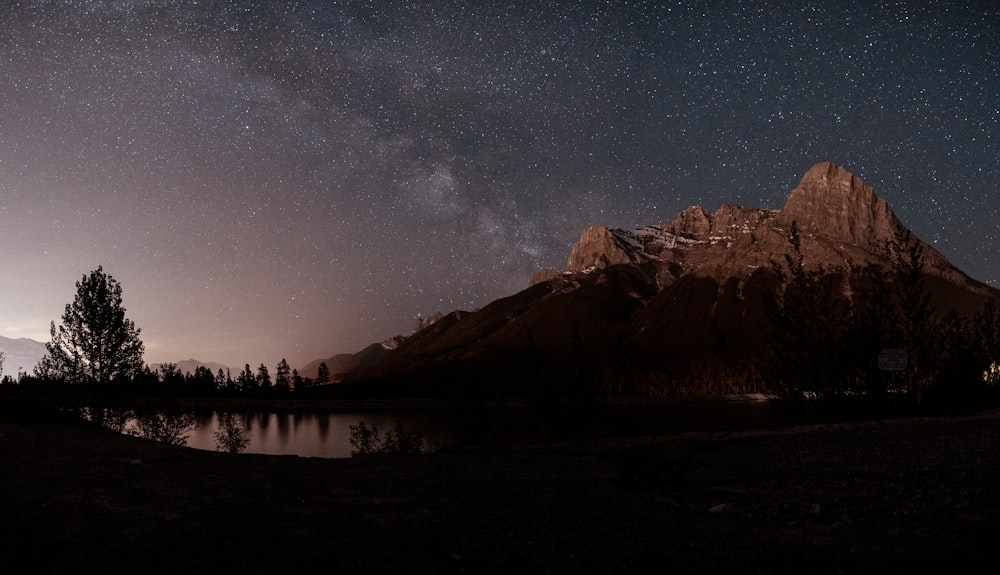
[
  {"left": 183, "top": 409, "right": 456, "bottom": 458},
  {"left": 177, "top": 397, "right": 807, "bottom": 458}
]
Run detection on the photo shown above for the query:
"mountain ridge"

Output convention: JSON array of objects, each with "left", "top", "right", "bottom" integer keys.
[
  {"left": 0, "top": 335, "right": 46, "bottom": 377},
  {"left": 313, "top": 162, "right": 999, "bottom": 396},
  {"left": 553, "top": 162, "right": 983, "bottom": 292}
]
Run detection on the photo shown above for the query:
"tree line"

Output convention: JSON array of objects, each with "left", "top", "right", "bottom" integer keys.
[
  {"left": 0, "top": 266, "right": 333, "bottom": 400},
  {"left": 5, "top": 251, "right": 999, "bottom": 406},
  {"left": 552, "top": 221, "right": 1000, "bottom": 404},
  {"left": 141, "top": 358, "right": 333, "bottom": 397},
  {"left": 762, "top": 221, "right": 1000, "bottom": 403},
  {"left": 3, "top": 359, "right": 333, "bottom": 399}
]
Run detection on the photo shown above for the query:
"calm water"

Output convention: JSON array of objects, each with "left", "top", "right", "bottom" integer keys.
[
  {"left": 178, "top": 398, "right": 797, "bottom": 458},
  {"left": 184, "top": 410, "right": 455, "bottom": 458}
]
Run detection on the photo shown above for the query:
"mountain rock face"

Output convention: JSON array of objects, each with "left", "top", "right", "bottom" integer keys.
[
  {"left": 565, "top": 225, "right": 649, "bottom": 272},
  {"left": 776, "top": 161, "right": 898, "bottom": 246},
  {"left": 326, "top": 163, "right": 998, "bottom": 397},
  {"left": 553, "top": 161, "right": 977, "bottom": 291}
]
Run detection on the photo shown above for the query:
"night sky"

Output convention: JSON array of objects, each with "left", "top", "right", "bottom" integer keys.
[{"left": 1, "top": 1, "right": 997, "bottom": 370}]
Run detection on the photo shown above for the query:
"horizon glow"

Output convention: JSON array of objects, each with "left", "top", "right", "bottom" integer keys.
[{"left": 1, "top": 1, "right": 997, "bottom": 369}]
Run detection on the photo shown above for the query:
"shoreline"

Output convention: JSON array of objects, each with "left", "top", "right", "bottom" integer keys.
[{"left": 4, "top": 408, "right": 1000, "bottom": 572}]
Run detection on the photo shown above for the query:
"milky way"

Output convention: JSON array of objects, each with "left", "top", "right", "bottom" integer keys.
[{"left": 1, "top": 1, "right": 997, "bottom": 369}]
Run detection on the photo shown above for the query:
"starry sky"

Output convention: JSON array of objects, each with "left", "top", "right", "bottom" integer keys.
[{"left": 1, "top": 1, "right": 998, "bottom": 370}]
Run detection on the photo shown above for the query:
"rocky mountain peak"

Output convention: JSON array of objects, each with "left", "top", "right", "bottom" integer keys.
[
  {"left": 549, "top": 162, "right": 981, "bottom": 291},
  {"left": 565, "top": 225, "right": 648, "bottom": 273},
  {"left": 336, "top": 162, "right": 999, "bottom": 396},
  {"left": 775, "top": 162, "right": 901, "bottom": 248},
  {"left": 663, "top": 206, "right": 713, "bottom": 237},
  {"left": 663, "top": 204, "right": 777, "bottom": 242}
]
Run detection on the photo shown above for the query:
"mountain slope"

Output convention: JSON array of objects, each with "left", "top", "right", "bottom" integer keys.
[{"left": 332, "top": 163, "right": 999, "bottom": 397}]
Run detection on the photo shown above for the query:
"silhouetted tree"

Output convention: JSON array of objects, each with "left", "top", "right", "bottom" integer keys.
[
  {"left": 37, "top": 266, "right": 144, "bottom": 386},
  {"left": 292, "top": 368, "right": 307, "bottom": 393},
  {"left": 256, "top": 363, "right": 272, "bottom": 390},
  {"left": 889, "top": 227, "right": 935, "bottom": 393},
  {"left": 770, "top": 221, "right": 851, "bottom": 396},
  {"left": 931, "top": 299, "right": 1000, "bottom": 402},
  {"left": 190, "top": 365, "right": 217, "bottom": 395},
  {"left": 215, "top": 368, "right": 228, "bottom": 392},
  {"left": 975, "top": 299, "right": 1000, "bottom": 386},
  {"left": 131, "top": 410, "right": 196, "bottom": 446},
  {"left": 843, "top": 260, "right": 899, "bottom": 397},
  {"left": 158, "top": 362, "right": 183, "bottom": 393},
  {"left": 213, "top": 412, "right": 250, "bottom": 454},
  {"left": 349, "top": 421, "right": 424, "bottom": 456},
  {"left": 274, "top": 358, "right": 291, "bottom": 393},
  {"left": 846, "top": 225, "right": 937, "bottom": 398},
  {"left": 316, "top": 362, "right": 331, "bottom": 385},
  {"left": 236, "top": 364, "right": 256, "bottom": 393}
]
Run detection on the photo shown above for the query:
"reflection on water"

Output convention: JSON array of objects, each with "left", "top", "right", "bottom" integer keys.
[
  {"left": 179, "top": 399, "right": 804, "bottom": 459},
  {"left": 184, "top": 411, "right": 452, "bottom": 458}
]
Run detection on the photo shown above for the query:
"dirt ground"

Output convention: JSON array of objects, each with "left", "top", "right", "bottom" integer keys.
[{"left": 3, "top": 407, "right": 1000, "bottom": 574}]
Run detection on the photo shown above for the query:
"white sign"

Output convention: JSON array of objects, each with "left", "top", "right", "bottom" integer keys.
[{"left": 878, "top": 348, "right": 908, "bottom": 371}]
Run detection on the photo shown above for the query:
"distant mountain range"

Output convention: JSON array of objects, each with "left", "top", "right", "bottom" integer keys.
[
  {"left": 10, "top": 163, "right": 997, "bottom": 393},
  {"left": 308, "top": 162, "right": 999, "bottom": 396},
  {"left": 0, "top": 336, "right": 231, "bottom": 380},
  {"left": 0, "top": 336, "right": 46, "bottom": 377}
]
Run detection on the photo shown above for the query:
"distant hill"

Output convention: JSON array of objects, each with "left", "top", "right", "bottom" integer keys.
[
  {"left": 0, "top": 336, "right": 46, "bottom": 377},
  {"left": 299, "top": 336, "right": 407, "bottom": 380},
  {"left": 0, "top": 342, "right": 232, "bottom": 381},
  {"left": 325, "top": 162, "right": 999, "bottom": 397}
]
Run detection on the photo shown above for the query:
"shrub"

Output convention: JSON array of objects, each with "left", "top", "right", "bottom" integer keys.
[
  {"left": 349, "top": 421, "right": 424, "bottom": 457},
  {"left": 382, "top": 424, "right": 425, "bottom": 454},
  {"left": 212, "top": 412, "right": 251, "bottom": 454},
  {"left": 129, "top": 411, "right": 197, "bottom": 446}
]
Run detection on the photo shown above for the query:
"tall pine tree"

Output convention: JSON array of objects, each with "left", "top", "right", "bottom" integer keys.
[{"left": 275, "top": 358, "right": 291, "bottom": 393}]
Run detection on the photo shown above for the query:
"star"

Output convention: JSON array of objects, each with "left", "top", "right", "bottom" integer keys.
[{"left": 0, "top": 1, "right": 997, "bottom": 369}]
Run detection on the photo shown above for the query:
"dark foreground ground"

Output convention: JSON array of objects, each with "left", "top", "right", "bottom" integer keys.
[{"left": 3, "top": 407, "right": 1000, "bottom": 574}]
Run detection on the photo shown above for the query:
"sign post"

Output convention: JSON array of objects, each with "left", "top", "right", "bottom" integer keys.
[{"left": 878, "top": 348, "right": 907, "bottom": 372}]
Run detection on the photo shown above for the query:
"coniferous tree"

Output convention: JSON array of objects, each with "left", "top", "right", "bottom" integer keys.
[
  {"left": 976, "top": 299, "right": 1000, "bottom": 387},
  {"left": 890, "top": 227, "right": 934, "bottom": 391},
  {"left": 38, "top": 266, "right": 144, "bottom": 385},
  {"left": 770, "top": 222, "right": 851, "bottom": 396},
  {"left": 159, "top": 362, "right": 183, "bottom": 392},
  {"left": 256, "top": 363, "right": 272, "bottom": 390},
  {"left": 316, "top": 362, "right": 331, "bottom": 385},
  {"left": 274, "top": 358, "right": 291, "bottom": 393},
  {"left": 237, "top": 364, "right": 256, "bottom": 393},
  {"left": 292, "top": 368, "right": 307, "bottom": 393},
  {"left": 216, "top": 368, "right": 228, "bottom": 392},
  {"left": 191, "top": 365, "right": 216, "bottom": 395}
]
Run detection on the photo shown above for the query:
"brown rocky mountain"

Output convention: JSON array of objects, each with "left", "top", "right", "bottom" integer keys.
[
  {"left": 545, "top": 162, "right": 985, "bottom": 297},
  {"left": 324, "top": 162, "right": 998, "bottom": 397}
]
